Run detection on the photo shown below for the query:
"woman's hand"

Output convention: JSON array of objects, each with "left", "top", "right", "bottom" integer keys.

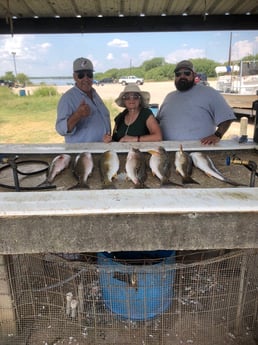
[
  {"left": 103, "top": 133, "right": 112, "bottom": 143},
  {"left": 119, "top": 135, "right": 138, "bottom": 142}
]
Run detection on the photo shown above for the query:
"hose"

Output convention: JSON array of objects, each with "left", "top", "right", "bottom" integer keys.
[{"left": 0, "top": 159, "right": 56, "bottom": 191}]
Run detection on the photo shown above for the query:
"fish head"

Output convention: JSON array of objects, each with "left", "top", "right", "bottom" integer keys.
[
  {"left": 60, "top": 154, "right": 72, "bottom": 167},
  {"left": 158, "top": 146, "right": 166, "bottom": 153},
  {"left": 127, "top": 147, "right": 141, "bottom": 160},
  {"left": 148, "top": 149, "right": 159, "bottom": 156}
]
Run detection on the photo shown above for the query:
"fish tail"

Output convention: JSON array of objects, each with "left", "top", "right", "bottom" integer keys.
[
  {"left": 161, "top": 180, "right": 182, "bottom": 187},
  {"left": 102, "top": 181, "right": 116, "bottom": 189},
  {"left": 182, "top": 176, "right": 199, "bottom": 184},
  {"left": 81, "top": 182, "right": 90, "bottom": 189},
  {"left": 69, "top": 182, "right": 90, "bottom": 190},
  {"left": 68, "top": 182, "right": 80, "bottom": 190},
  {"left": 134, "top": 183, "right": 148, "bottom": 189},
  {"left": 225, "top": 179, "right": 246, "bottom": 187},
  {"left": 37, "top": 180, "right": 52, "bottom": 187}
]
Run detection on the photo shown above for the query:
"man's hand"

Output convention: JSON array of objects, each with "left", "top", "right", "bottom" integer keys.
[
  {"left": 76, "top": 99, "right": 91, "bottom": 118},
  {"left": 201, "top": 134, "right": 221, "bottom": 145}
]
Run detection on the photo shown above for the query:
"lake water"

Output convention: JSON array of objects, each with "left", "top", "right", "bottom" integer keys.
[{"left": 30, "top": 78, "right": 74, "bottom": 86}]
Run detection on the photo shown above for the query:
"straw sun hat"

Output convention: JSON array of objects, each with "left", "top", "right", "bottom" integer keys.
[{"left": 115, "top": 84, "right": 150, "bottom": 108}]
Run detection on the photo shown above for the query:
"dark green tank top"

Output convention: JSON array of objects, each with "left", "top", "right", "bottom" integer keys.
[{"left": 112, "top": 107, "right": 153, "bottom": 142}]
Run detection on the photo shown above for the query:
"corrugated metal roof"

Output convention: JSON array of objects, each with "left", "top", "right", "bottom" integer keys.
[{"left": 0, "top": 0, "right": 258, "bottom": 34}]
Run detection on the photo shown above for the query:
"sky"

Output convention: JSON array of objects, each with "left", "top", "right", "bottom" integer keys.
[{"left": 0, "top": 30, "right": 258, "bottom": 77}]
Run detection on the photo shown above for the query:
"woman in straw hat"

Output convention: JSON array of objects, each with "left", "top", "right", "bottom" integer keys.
[{"left": 104, "top": 84, "right": 162, "bottom": 143}]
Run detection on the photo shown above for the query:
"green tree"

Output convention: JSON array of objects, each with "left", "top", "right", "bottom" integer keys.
[
  {"left": 2, "top": 71, "right": 15, "bottom": 82},
  {"left": 190, "top": 58, "right": 218, "bottom": 77},
  {"left": 145, "top": 64, "right": 174, "bottom": 81},
  {"left": 242, "top": 54, "right": 258, "bottom": 61},
  {"left": 142, "top": 58, "right": 165, "bottom": 71},
  {"left": 16, "top": 73, "right": 30, "bottom": 86}
]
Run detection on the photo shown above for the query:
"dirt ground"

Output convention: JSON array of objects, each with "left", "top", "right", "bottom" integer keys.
[{"left": 17, "top": 81, "right": 258, "bottom": 140}]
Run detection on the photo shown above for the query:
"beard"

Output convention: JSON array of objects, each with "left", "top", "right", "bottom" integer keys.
[{"left": 175, "top": 78, "right": 195, "bottom": 91}]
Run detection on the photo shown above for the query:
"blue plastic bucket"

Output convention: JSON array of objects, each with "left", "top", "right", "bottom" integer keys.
[
  {"left": 19, "top": 89, "right": 26, "bottom": 96},
  {"left": 98, "top": 250, "right": 175, "bottom": 320},
  {"left": 149, "top": 103, "right": 159, "bottom": 117}
]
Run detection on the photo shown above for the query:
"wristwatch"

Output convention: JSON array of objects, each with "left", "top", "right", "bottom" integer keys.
[{"left": 214, "top": 130, "right": 222, "bottom": 139}]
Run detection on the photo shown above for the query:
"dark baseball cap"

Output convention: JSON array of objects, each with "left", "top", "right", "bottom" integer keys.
[{"left": 174, "top": 60, "right": 194, "bottom": 72}]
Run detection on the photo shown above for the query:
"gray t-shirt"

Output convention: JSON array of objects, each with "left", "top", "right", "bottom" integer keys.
[
  {"left": 156, "top": 84, "right": 236, "bottom": 140},
  {"left": 56, "top": 85, "right": 111, "bottom": 143}
]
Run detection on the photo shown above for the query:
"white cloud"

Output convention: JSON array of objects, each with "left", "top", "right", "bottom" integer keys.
[
  {"left": 165, "top": 48, "right": 205, "bottom": 63},
  {"left": 106, "top": 53, "right": 114, "bottom": 60},
  {"left": 107, "top": 38, "right": 128, "bottom": 48},
  {"left": 232, "top": 39, "right": 257, "bottom": 60},
  {"left": 139, "top": 50, "right": 154, "bottom": 61},
  {"left": 0, "top": 35, "right": 55, "bottom": 75},
  {"left": 39, "top": 42, "right": 51, "bottom": 50}
]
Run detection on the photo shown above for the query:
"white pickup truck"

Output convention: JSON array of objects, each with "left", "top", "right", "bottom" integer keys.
[{"left": 118, "top": 75, "right": 144, "bottom": 86}]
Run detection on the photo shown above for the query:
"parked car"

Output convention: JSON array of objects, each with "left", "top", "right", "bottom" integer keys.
[
  {"left": 118, "top": 76, "right": 144, "bottom": 86},
  {"left": 195, "top": 73, "right": 209, "bottom": 86},
  {"left": 99, "top": 77, "right": 114, "bottom": 85}
]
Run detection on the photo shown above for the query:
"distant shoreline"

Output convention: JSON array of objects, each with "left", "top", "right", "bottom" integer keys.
[
  {"left": 12, "top": 81, "right": 258, "bottom": 110},
  {"left": 13, "top": 84, "right": 73, "bottom": 96}
]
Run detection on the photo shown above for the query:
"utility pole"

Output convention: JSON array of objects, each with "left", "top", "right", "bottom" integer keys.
[{"left": 11, "top": 52, "right": 17, "bottom": 77}]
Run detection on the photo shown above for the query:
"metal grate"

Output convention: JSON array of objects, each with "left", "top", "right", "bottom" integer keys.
[{"left": 0, "top": 250, "right": 257, "bottom": 345}]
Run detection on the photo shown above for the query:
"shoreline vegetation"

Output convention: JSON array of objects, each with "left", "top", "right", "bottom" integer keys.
[{"left": 1, "top": 82, "right": 256, "bottom": 144}]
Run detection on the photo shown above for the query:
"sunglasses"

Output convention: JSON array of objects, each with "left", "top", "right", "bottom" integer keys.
[
  {"left": 175, "top": 70, "right": 192, "bottom": 77},
  {"left": 122, "top": 93, "right": 141, "bottom": 100},
  {"left": 77, "top": 70, "right": 93, "bottom": 79}
]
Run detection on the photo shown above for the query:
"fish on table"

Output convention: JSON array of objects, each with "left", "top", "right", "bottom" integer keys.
[
  {"left": 99, "top": 150, "right": 120, "bottom": 189},
  {"left": 148, "top": 146, "right": 181, "bottom": 187},
  {"left": 190, "top": 152, "right": 243, "bottom": 186},
  {"left": 71, "top": 152, "right": 94, "bottom": 189},
  {"left": 125, "top": 147, "right": 147, "bottom": 188},
  {"left": 175, "top": 145, "right": 199, "bottom": 184},
  {"left": 38, "top": 154, "right": 71, "bottom": 187}
]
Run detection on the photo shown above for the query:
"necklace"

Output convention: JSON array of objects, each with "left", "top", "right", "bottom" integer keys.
[
  {"left": 125, "top": 116, "right": 132, "bottom": 136},
  {"left": 124, "top": 110, "right": 138, "bottom": 136}
]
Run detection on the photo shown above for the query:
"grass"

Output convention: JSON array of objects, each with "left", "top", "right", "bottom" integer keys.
[{"left": 0, "top": 86, "right": 118, "bottom": 144}]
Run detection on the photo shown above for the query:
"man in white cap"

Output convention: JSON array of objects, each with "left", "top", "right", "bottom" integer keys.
[
  {"left": 56, "top": 57, "right": 111, "bottom": 143},
  {"left": 157, "top": 60, "right": 236, "bottom": 145}
]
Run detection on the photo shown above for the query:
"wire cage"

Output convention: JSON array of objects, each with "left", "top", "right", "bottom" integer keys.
[{"left": 0, "top": 249, "right": 257, "bottom": 345}]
